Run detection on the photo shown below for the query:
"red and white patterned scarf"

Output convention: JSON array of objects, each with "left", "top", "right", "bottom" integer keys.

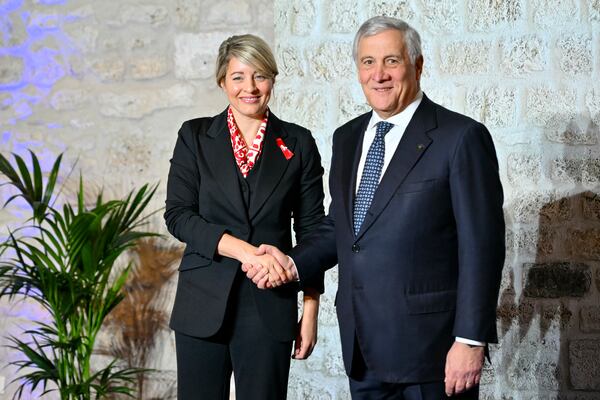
[{"left": 227, "top": 106, "right": 268, "bottom": 178}]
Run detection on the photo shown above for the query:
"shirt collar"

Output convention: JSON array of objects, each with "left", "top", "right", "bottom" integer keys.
[{"left": 367, "top": 90, "right": 424, "bottom": 130}]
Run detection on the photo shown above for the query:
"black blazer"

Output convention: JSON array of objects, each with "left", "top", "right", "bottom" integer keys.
[
  {"left": 165, "top": 109, "right": 325, "bottom": 342},
  {"left": 290, "top": 95, "right": 505, "bottom": 382}
]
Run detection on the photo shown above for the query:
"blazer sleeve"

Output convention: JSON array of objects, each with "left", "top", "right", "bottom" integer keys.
[
  {"left": 291, "top": 132, "right": 326, "bottom": 293},
  {"left": 164, "top": 120, "right": 229, "bottom": 260},
  {"left": 290, "top": 130, "right": 340, "bottom": 285},
  {"left": 449, "top": 122, "right": 506, "bottom": 343}
]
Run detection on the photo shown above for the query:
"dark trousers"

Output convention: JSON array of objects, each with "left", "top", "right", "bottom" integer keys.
[
  {"left": 175, "top": 275, "right": 293, "bottom": 400},
  {"left": 349, "top": 336, "right": 479, "bottom": 400}
]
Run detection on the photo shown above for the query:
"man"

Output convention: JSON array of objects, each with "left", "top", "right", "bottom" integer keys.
[{"left": 244, "top": 16, "right": 505, "bottom": 399}]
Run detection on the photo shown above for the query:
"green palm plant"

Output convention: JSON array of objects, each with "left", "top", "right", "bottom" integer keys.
[{"left": 0, "top": 150, "right": 158, "bottom": 399}]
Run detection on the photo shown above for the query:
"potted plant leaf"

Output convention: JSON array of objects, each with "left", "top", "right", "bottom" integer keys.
[{"left": 0, "top": 150, "right": 158, "bottom": 399}]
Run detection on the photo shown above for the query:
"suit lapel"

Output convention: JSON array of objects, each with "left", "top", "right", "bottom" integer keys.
[
  {"left": 248, "top": 114, "right": 296, "bottom": 220},
  {"left": 355, "top": 96, "right": 437, "bottom": 239},
  {"left": 199, "top": 110, "right": 247, "bottom": 218},
  {"left": 339, "top": 113, "right": 371, "bottom": 233}
]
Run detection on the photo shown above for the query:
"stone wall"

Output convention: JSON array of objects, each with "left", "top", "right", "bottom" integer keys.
[
  {"left": 0, "top": 0, "right": 272, "bottom": 399},
  {"left": 1, "top": 0, "right": 599, "bottom": 399},
  {"left": 273, "top": 0, "right": 600, "bottom": 399}
]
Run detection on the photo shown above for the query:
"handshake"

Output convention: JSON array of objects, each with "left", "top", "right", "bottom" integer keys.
[{"left": 241, "top": 244, "right": 299, "bottom": 289}]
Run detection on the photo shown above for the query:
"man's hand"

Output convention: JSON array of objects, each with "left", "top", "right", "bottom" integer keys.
[
  {"left": 444, "top": 341, "right": 484, "bottom": 396},
  {"left": 239, "top": 250, "right": 288, "bottom": 288},
  {"left": 241, "top": 244, "right": 298, "bottom": 288}
]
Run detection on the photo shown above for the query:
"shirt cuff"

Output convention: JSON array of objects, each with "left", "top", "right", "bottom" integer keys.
[
  {"left": 287, "top": 256, "right": 300, "bottom": 281},
  {"left": 456, "top": 337, "right": 486, "bottom": 346}
]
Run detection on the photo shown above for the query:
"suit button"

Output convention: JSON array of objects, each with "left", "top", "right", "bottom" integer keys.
[{"left": 352, "top": 244, "right": 360, "bottom": 253}]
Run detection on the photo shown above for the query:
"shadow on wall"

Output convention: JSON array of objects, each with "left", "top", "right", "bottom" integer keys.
[{"left": 497, "top": 190, "right": 600, "bottom": 396}]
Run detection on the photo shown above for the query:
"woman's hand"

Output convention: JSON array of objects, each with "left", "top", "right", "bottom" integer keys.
[
  {"left": 293, "top": 288, "right": 320, "bottom": 360},
  {"left": 217, "top": 234, "right": 291, "bottom": 287},
  {"left": 242, "top": 252, "right": 288, "bottom": 287}
]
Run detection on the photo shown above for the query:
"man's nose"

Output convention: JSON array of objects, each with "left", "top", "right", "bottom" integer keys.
[{"left": 372, "top": 63, "right": 388, "bottom": 81}]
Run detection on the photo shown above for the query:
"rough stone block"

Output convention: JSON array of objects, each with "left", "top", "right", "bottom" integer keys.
[
  {"left": 130, "top": 57, "right": 170, "bottom": 80},
  {"left": 582, "top": 191, "right": 600, "bottom": 221},
  {"left": 277, "top": 46, "right": 305, "bottom": 78},
  {"left": 418, "top": 0, "right": 458, "bottom": 34},
  {"left": 590, "top": 0, "right": 600, "bottom": 21},
  {"left": 466, "top": 87, "right": 516, "bottom": 128},
  {"left": 557, "top": 35, "right": 592, "bottom": 75},
  {"left": 119, "top": 5, "right": 169, "bottom": 26},
  {"left": 326, "top": 0, "right": 360, "bottom": 33},
  {"left": 569, "top": 339, "right": 600, "bottom": 390},
  {"left": 63, "top": 23, "right": 98, "bottom": 53},
  {"left": 89, "top": 57, "right": 125, "bottom": 82},
  {"left": 535, "top": 224, "right": 556, "bottom": 260},
  {"left": 27, "top": 12, "right": 60, "bottom": 31},
  {"left": 551, "top": 157, "right": 600, "bottom": 185},
  {"left": 539, "top": 196, "right": 574, "bottom": 224},
  {"left": 466, "top": 0, "right": 523, "bottom": 31},
  {"left": 532, "top": 0, "right": 579, "bottom": 28},
  {"left": 544, "top": 115, "right": 598, "bottom": 145},
  {"left": 526, "top": 87, "right": 576, "bottom": 128},
  {"left": 173, "top": 0, "right": 202, "bottom": 29},
  {"left": 419, "top": 84, "right": 454, "bottom": 110},
  {"left": 440, "top": 40, "right": 491, "bottom": 75},
  {"left": 307, "top": 41, "right": 354, "bottom": 81},
  {"left": 288, "top": 0, "right": 316, "bottom": 36},
  {"left": 523, "top": 262, "right": 591, "bottom": 298},
  {"left": 500, "top": 35, "right": 546, "bottom": 76},
  {"left": 506, "top": 227, "right": 541, "bottom": 256},
  {"left": 366, "top": 0, "right": 415, "bottom": 21},
  {"left": 507, "top": 153, "right": 542, "bottom": 185},
  {"left": 0, "top": 11, "right": 27, "bottom": 47},
  {"left": 0, "top": 55, "right": 24, "bottom": 85},
  {"left": 50, "top": 89, "right": 88, "bottom": 111},
  {"left": 175, "top": 32, "right": 229, "bottom": 80},
  {"left": 98, "top": 84, "right": 194, "bottom": 119},
  {"left": 580, "top": 306, "right": 600, "bottom": 333},
  {"left": 506, "top": 191, "right": 551, "bottom": 223},
  {"left": 566, "top": 228, "right": 600, "bottom": 261},
  {"left": 337, "top": 85, "right": 370, "bottom": 126},
  {"left": 273, "top": 88, "right": 327, "bottom": 132},
  {"left": 201, "top": 0, "right": 252, "bottom": 26},
  {"left": 585, "top": 89, "right": 600, "bottom": 127},
  {"left": 506, "top": 343, "right": 561, "bottom": 390}
]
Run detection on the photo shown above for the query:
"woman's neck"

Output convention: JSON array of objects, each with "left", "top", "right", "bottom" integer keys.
[{"left": 232, "top": 109, "right": 265, "bottom": 144}]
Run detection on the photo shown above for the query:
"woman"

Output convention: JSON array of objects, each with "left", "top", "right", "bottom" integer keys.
[{"left": 164, "top": 34, "right": 325, "bottom": 400}]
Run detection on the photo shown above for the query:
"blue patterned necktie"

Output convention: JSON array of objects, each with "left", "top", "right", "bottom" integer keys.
[{"left": 353, "top": 121, "right": 394, "bottom": 236}]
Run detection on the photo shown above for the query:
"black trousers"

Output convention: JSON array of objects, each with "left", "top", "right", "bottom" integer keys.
[
  {"left": 175, "top": 274, "right": 293, "bottom": 400},
  {"left": 349, "top": 336, "right": 479, "bottom": 400}
]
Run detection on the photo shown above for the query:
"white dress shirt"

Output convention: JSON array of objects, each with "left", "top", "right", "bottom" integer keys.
[{"left": 355, "top": 91, "right": 423, "bottom": 193}]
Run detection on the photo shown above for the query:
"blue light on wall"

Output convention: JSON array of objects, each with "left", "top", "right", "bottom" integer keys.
[{"left": 1, "top": 1, "right": 79, "bottom": 398}]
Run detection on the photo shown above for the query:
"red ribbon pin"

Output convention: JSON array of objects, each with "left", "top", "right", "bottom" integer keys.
[{"left": 276, "top": 138, "right": 294, "bottom": 160}]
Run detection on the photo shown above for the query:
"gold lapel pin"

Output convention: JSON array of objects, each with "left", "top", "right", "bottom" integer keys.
[{"left": 417, "top": 144, "right": 425, "bottom": 150}]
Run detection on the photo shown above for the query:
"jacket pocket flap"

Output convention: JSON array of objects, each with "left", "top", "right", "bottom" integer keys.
[
  {"left": 178, "top": 252, "right": 212, "bottom": 271},
  {"left": 396, "top": 179, "right": 439, "bottom": 194},
  {"left": 406, "top": 289, "right": 456, "bottom": 314}
]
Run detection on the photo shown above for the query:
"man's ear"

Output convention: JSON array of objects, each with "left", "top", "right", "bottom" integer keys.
[{"left": 415, "top": 55, "right": 424, "bottom": 81}]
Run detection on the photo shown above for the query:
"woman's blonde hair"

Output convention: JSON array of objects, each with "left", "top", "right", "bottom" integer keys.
[{"left": 215, "top": 34, "right": 279, "bottom": 86}]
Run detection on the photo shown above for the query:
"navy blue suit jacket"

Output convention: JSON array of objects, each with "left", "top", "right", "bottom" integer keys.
[{"left": 290, "top": 95, "right": 505, "bottom": 383}]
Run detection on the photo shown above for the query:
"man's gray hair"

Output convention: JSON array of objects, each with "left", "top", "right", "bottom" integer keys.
[{"left": 352, "top": 16, "right": 422, "bottom": 65}]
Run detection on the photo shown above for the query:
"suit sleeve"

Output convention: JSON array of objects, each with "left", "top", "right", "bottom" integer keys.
[
  {"left": 164, "top": 121, "right": 229, "bottom": 260},
  {"left": 292, "top": 132, "right": 326, "bottom": 293},
  {"left": 449, "top": 122, "right": 505, "bottom": 343},
  {"left": 289, "top": 131, "right": 340, "bottom": 284}
]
